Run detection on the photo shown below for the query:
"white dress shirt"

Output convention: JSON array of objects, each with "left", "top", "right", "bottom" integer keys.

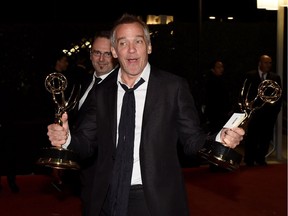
[{"left": 117, "top": 64, "right": 150, "bottom": 185}]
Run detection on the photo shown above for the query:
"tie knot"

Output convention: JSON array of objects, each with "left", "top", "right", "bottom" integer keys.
[
  {"left": 120, "top": 78, "right": 145, "bottom": 92},
  {"left": 95, "top": 77, "right": 102, "bottom": 84}
]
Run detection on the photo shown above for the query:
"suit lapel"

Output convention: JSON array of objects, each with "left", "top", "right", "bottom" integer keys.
[
  {"left": 142, "top": 68, "right": 161, "bottom": 129},
  {"left": 79, "top": 74, "right": 94, "bottom": 98},
  {"left": 105, "top": 70, "right": 119, "bottom": 148}
]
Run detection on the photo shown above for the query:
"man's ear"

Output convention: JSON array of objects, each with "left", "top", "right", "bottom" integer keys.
[
  {"left": 148, "top": 44, "right": 152, "bottom": 54},
  {"left": 111, "top": 47, "right": 118, "bottom": 58}
]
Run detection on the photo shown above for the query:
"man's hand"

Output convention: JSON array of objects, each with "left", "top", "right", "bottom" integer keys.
[
  {"left": 220, "top": 127, "right": 245, "bottom": 148},
  {"left": 47, "top": 112, "right": 69, "bottom": 147}
]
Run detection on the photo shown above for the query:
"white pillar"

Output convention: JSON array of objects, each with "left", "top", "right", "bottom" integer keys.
[{"left": 275, "top": 5, "right": 286, "bottom": 160}]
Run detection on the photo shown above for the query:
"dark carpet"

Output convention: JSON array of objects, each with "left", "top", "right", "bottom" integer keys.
[{"left": 0, "top": 163, "right": 286, "bottom": 216}]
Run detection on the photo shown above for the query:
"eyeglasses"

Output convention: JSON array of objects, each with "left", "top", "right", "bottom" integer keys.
[{"left": 90, "top": 50, "right": 112, "bottom": 58}]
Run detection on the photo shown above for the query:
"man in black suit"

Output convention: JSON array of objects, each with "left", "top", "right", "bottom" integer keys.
[
  {"left": 241, "top": 54, "right": 282, "bottom": 166},
  {"left": 66, "top": 31, "right": 118, "bottom": 211},
  {"left": 47, "top": 14, "right": 245, "bottom": 216},
  {"left": 69, "top": 31, "right": 119, "bottom": 125}
]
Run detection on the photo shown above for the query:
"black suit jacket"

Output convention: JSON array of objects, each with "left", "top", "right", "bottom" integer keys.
[
  {"left": 69, "top": 67, "right": 119, "bottom": 208},
  {"left": 68, "top": 65, "right": 210, "bottom": 216}
]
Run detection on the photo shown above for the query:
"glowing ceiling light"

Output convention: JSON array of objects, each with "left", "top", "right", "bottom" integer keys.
[
  {"left": 279, "top": 0, "right": 288, "bottom": 6},
  {"left": 257, "top": 0, "right": 288, "bottom": 10}
]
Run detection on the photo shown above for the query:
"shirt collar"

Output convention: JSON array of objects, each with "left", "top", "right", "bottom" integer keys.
[
  {"left": 117, "top": 63, "right": 150, "bottom": 85},
  {"left": 94, "top": 65, "right": 118, "bottom": 80}
]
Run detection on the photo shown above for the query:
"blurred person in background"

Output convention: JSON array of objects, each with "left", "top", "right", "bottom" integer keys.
[{"left": 241, "top": 54, "right": 282, "bottom": 167}]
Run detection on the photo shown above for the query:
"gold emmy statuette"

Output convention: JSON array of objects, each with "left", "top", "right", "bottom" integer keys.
[
  {"left": 198, "top": 79, "right": 282, "bottom": 171},
  {"left": 37, "top": 72, "right": 81, "bottom": 170}
]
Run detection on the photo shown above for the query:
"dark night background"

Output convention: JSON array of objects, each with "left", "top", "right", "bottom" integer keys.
[{"left": 0, "top": 0, "right": 286, "bottom": 173}]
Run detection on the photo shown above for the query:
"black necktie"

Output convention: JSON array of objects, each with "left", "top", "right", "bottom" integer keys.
[
  {"left": 95, "top": 77, "right": 102, "bottom": 85},
  {"left": 109, "top": 78, "right": 145, "bottom": 216}
]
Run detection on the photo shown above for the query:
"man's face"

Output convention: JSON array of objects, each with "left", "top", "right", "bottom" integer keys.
[
  {"left": 90, "top": 37, "right": 116, "bottom": 76},
  {"left": 111, "top": 22, "right": 152, "bottom": 79},
  {"left": 259, "top": 56, "right": 272, "bottom": 73}
]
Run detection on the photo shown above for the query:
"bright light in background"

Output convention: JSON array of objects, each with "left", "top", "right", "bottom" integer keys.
[
  {"left": 279, "top": 0, "right": 288, "bottom": 6},
  {"left": 62, "top": 39, "right": 91, "bottom": 56},
  {"left": 257, "top": 0, "right": 288, "bottom": 10},
  {"left": 208, "top": 16, "right": 234, "bottom": 21},
  {"left": 146, "top": 15, "right": 174, "bottom": 25}
]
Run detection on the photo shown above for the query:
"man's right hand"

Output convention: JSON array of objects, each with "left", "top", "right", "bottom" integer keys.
[{"left": 47, "top": 112, "right": 69, "bottom": 147}]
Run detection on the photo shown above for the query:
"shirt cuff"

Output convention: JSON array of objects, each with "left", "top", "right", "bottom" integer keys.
[
  {"left": 216, "top": 131, "right": 222, "bottom": 143},
  {"left": 62, "top": 133, "right": 71, "bottom": 149}
]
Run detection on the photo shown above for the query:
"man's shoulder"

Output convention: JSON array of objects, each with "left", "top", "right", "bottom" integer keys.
[
  {"left": 150, "top": 65, "right": 184, "bottom": 81},
  {"left": 103, "top": 67, "right": 119, "bottom": 82},
  {"left": 268, "top": 71, "right": 281, "bottom": 79},
  {"left": 96, "top": 67, "right": 119, "bottom": 89}
]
